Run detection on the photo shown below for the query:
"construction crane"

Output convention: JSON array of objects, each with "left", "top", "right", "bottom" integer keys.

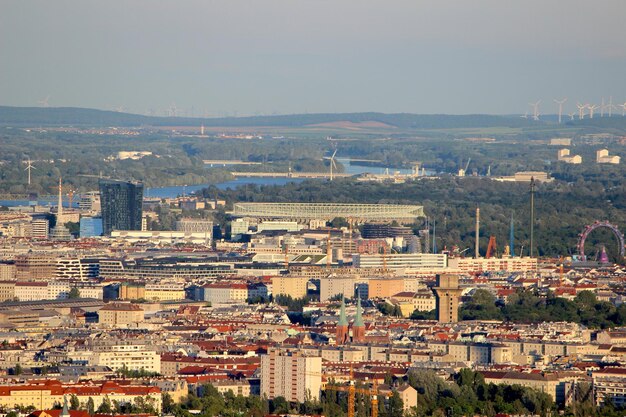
[
  {"left": 325, "top": 380, "right": 391, "bottom": 417},
  {"left": 306, "top": 366, "right": 391, "bottom": 417},
  {"left": 458, "top": 158, "right": 471, "bottom": 177},
  {"left": 486, "top": 236, "right": 497, "bottom": 258}
]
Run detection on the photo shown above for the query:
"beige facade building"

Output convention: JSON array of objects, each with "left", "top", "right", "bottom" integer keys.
[
  {"left": 367, "top": 278, "right": 405, "bottom": 298},
  {"left": 271, "top": 276, "right": 309, "bottom": 299},
  {"left": 98, "top": 303, "right": 144, "bottom": 326},
  {"left": 0, "top": 264, "right": 16, "bottom": 281},
  {"left": 320, "top": 275, "right": 356, "bottom": 301},
  {"left": 92, "top": 341, "right": 160, "bottom": 373},
  {"left": 144, "top": 282, "right": 186, "bottom": 301},
  {"left": 557, "top": 149, "right": 582, "bottom": 164},
  {"left": 14, "top": 282, "right": 49, "bottom": 301},
  {"left": 0, "top": 281, "right": 16, "bottom": 302},
  {"left": 482, "top": 370, "right": 575, "bottom": 405},
  {"left": 448, "top": 256, "right": 538, "bottom": 273},
  {"left": 203, "top": 282, "right": 249, "bottom": 305},
  {"left": 119, "top": 283, "right": 146, "bottom": 300},
  {"left": 15, "top": 255, "right": 57, "bottom": 280},
  {"left": 0, "top": 380, "right": 161, "bottom": 412},
  {"left": 261, "top": 347, "right": 322, "bottom": 402},
  {"left": 388, "top": 290, "right": 436, "bottom": 317},
  {"left": 593, "top": 368, "right": 626, "bottom": 406},
  {"left": 596, "top": 149, "right": 620, "bottom": 164}
]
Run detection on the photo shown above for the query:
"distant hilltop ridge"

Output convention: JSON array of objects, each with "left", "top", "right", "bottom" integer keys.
[
  {"left": 1, "top": 105, "right": 624, "bottom": 130},
  {"left": 0, "top": 105, "right": 538, "bottom": 129}
]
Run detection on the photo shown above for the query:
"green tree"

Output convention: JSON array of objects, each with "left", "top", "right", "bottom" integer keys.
[
  {"left": 70, "top": 394, "right": 80, "bottom": 410},
  {"left": 162, "top": 393, "right": 174, "bottom": 414},
  {"left": 387, "top": 391, "right": 404, "bottom": 417},
  {"left": 460, "top": 289, "right": 503, "bottom": 321},
  {"left": 410, "top": 309, "right": 436, "bottom": 320},
  {"left": 87, "top": 397, "right": 95, "bottom": 415},
  {"left": 329, "top": 217, "right": 350, "bottom": 228},
  {"left": 97, "top": 397, "right": 112, "bottom": 414},
  {"left": 270, "top": 397, "right": 290, "bottom": 414},
  {"left": 68, "top": 287, "right": 81, "bottom": 299}
]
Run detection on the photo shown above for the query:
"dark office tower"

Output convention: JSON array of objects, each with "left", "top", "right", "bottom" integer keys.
[{"left": 98, "top": 179, "right": 144, "bottom": 235}]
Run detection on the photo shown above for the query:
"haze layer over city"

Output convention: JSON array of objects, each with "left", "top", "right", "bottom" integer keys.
[{"left": 1, "top": 2, "right": 626, "bottom": 417}]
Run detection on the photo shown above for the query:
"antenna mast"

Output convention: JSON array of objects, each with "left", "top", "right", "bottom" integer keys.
[
  {"left": 475, "top": 207, "right": 480, "bottom": 258},
  {"left": 529, "top": 178, "right": 536, "bottom": 258}
]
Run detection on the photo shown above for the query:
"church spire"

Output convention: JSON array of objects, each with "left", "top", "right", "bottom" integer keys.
[
  {"left": 338, "top": 296, "right": 348, "bottom": 327},
  {"left": 335, "top": 296, "right": 349, "bottom": 345},
  {"left": 61, "top": 395, "right": 70, "bottom": 417},
  {"left": 351, "top": 297, "right": 365, "bottom": 343},
  {"left": 354, "top": 297, "right": 364, "bottom": 327}
]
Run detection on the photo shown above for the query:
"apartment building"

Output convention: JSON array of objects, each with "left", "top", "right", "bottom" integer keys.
[
  {"left": 203, "top": 282, "right": 249, "bottom": 305},
  {"left": 14, "top": 282, "right": 49, "bottom": 301},
  {"left": 144, "top": 282, "right": 186, "bottom": 301},
  {"left": 55, "top": 258, "right": 99, "bottom": 280},
  {"left": 352, "top": 253, "right": 447, "bottom": 270},
  {"left": 388, "top": 290, "right": 436, "bottom": 317},
  {"left": 593, "top": 367, "right": 626, "bottom": 407},
  {"left": 260, "top": 347, "right": 322, "bottom": 402},
  {"left": 271, "top": 276, "right": 309, "bottom": 299},
  {"left": 15, "top": 255, "right": 57, "bottom": 280},
  {"left": 0, "top": 379, "right": 161, "bottom": 412},
  {"left": 98, "top": 303, "right": 144, "bottom": 327},
  {"left": 91, "top": 340, "right": 160, "bottom": 373},
  {"left": 0, "top": 263, "right": 16, "bottom": 281},
  {"left": 0, "top": 281, "right": 16, "bottom": 302}
]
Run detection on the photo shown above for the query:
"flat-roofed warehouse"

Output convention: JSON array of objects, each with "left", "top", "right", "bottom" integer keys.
[{"left": 230, "top": 203, "right": 424, "bottom": 225}]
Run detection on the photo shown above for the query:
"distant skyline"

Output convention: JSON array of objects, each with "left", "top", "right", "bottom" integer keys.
[{"left": 1, "top": 0, "right": 625, "bottom": 116}]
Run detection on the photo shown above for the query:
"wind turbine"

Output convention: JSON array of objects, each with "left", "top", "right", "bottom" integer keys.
[
  {"left": 24, "top": 158, "right": 36, "bottom": 185},
  {"left": 576, "top": 103, "right": 586, "bottom": 120},
  {"left": 37, "top": 96, "right": 50, "bottom": 107},
  {"left": 329, "top": 149, "right": 338, "bottom": 181},
  {"left": 529, "top": 101, "right": 541, "bottom": 121},
  {"left": 587, "top": 104, "right": 599, "bottom": 119},
  {"left": 168, "top": 103, "right": 178, "bottom": 117},
  {"left": 620, "top": 102, "right": 626, "bottom": 117},
  {"left": 601, "top": 97, "right": 605, "bottom": 117},
  {"left": 554, "top": 98, "right": 567, "bottom": 124},
  {"left": 568, "top": 112, "right": 575, "bottom": 121},
  {"left": 608, "top": 96, "right": 614, "bottom": 117},
  {"left": 520, "top": 112, "right": 528, "bottom": 119}
]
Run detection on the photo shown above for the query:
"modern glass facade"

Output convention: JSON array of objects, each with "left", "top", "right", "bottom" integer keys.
[
  {"left": 98, "top": 179, "right": 143, "bottom": 235},
  {"left": 79, "top": 217, "right": 103, "bottom": 237}
]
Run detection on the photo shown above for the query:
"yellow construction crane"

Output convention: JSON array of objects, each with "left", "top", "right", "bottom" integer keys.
[
  {"left": 326, "top": 380, "right": 391, "bottom": 417},
  {"left": 307, "top": 368, "right": 391, "bottom": 417}
]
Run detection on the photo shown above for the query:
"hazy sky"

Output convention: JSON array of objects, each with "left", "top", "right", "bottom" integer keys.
[{"left": 1, "top": 0, "right": 625, "bottom": 115}]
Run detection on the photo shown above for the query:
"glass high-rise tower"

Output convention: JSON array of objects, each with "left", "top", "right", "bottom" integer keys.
[{"left": 98, "top": 179, "right": 144, "bottom": 235}]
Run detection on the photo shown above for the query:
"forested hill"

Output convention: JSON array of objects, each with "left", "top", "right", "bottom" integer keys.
[{"left": 0, "top": 106, "right": 537, "bottom": 129}]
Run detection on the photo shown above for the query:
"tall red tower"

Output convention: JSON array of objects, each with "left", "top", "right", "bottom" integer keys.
[
  {"left": 336, "top": 297, "right": 349, "bottom": 345},
  {"left": 351, "top": 298, "right": 365, "bottom": 343}
]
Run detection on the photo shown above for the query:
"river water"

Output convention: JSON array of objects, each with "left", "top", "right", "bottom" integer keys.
[{"left": 1, "top": 159, "right": 434, "bottom": 204}]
